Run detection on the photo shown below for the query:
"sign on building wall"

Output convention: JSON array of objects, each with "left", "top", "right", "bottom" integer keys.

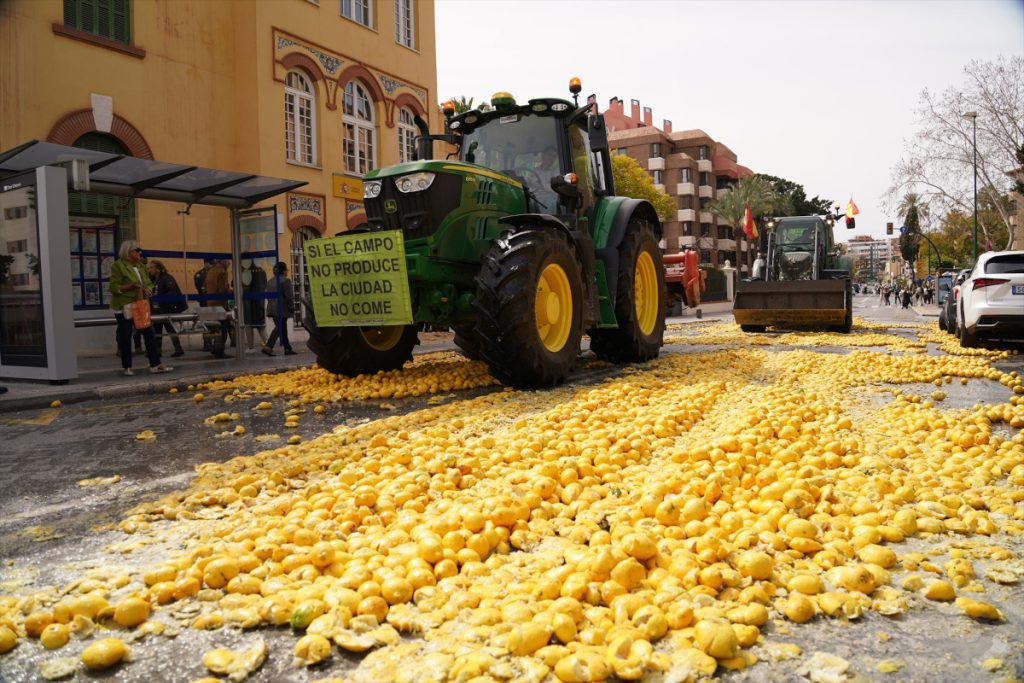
[
  {"left": 304, "top": 230, "right": 412, "bottom": 326},
  {"left": 286, "top": 192, "right": 325, "bottom": 233},
  {"left": 332, "top": 175, "right": 364, "bottom": 201}
]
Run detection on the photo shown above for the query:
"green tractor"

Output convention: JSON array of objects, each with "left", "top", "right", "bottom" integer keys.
[{"left": 303, "top": 81, "right": 666, "bottom": 388}]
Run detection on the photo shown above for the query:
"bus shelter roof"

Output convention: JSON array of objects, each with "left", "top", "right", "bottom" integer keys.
[{"left": 0, "top": 140, "right": 306, "bottom": 208}]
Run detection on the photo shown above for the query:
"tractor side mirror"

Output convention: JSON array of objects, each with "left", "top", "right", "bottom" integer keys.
[
  {"left": 587, "top": 114, "right": 608, "bottom": 151},
  {"left": 551, "top": 174, "right": 580, "bottom": 201}
]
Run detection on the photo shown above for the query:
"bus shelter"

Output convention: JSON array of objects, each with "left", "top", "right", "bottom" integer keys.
[{"left": 0, "top": 140, "right": 306, "bottom": 382}]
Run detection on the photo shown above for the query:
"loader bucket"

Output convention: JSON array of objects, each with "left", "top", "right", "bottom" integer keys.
[{"left": 733, "top": 279, "right": 849, "bottom": 329}]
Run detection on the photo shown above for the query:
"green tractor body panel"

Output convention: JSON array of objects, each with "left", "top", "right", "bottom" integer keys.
[
  {"left": 734, "top": 215, "right": 853, "bottom": 333},
  {"left": 304, "top": 92, "right": 667, "bottom": 386}
]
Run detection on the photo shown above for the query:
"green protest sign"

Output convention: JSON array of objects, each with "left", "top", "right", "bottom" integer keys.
[{"left": 304, "top": 230, "right": 413, "bottom": 327}]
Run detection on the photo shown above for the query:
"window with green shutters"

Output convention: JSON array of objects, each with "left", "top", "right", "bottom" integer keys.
[
  {"left": 70, "top": 133, "right": 136, "bottom": 242},
  {"left": 63, "top": 0, "right": 131, "bottom": 44}
]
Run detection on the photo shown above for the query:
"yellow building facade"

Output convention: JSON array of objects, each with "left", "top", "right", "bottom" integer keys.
[{"left": 0, "top": 0, "right": 438, "bottom": 340}]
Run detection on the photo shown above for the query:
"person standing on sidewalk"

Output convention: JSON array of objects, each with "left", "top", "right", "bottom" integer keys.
[
  {"left": 147, "top": 259, "right": 186, "bottom": 358},
  {"left": 109, "top": 241, "right": 173, "bottom": 376},
  {"left": 262, "top": 261, "right": 296, "bottom": 356}
]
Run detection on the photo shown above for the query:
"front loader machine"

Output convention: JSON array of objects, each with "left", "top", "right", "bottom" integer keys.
[
  {"left": 303, "top": 83, "right": 667, "bottom": 388},
  {"left": 733, "top": 215, "right": 853, "bottom": 333}
]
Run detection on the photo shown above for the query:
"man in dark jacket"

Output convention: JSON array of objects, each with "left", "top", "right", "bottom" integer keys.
[
  {"left": 147, "top": 259, "right": 185, "bottom": 357},
  {"left": 262, "top": 261, "right": 296, "bottom": 356}
]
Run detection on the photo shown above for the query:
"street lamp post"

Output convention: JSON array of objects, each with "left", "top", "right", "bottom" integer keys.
[{"left": 963, "top": 111, "right": 978, "bottom": 263}]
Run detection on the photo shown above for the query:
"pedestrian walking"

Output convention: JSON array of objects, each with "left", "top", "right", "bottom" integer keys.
[
  {"left": 109, "top": 241, "right": 173, "bottom": 376},
  {"left": 147, "top": 259, "right": 186, "bottom": 357},
  {"left": 262, "top": 261, "right": 296, "bottom": 356}
]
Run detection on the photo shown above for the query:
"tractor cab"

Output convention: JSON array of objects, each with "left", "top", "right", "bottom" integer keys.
[
  {"left": 770, "top": 217, "right": 824, "bottom": 281},
  {"left": 446, "top": 89, "right": 612, "bottom": 221}
]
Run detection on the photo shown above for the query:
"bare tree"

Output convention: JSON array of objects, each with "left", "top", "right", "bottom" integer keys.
[{"left": 885, "top": 56, "right": 1023, "bottom": 249}]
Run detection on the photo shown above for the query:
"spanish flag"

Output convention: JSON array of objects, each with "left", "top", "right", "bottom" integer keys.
[
  {"left": 845, "top": 197, "right": 859, "bottom": 229},
  {"left": 742, "top": 204, "right": 758, "bottom": 240},
  {"left": 845, "top": 198, "right": 860, "bottom": 219}
]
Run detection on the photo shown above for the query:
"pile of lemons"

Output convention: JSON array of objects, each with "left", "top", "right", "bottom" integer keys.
[{"left": 1, "top": 323, "right": 1022, "bottom": 682}]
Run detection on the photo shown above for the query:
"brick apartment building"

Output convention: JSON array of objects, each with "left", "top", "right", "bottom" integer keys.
[{"left": 602, "top": 97, "right": 755, "bottom": 272}]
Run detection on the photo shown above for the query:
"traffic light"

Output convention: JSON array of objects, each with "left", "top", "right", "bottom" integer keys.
[{"left": 886, "top": 222, "right": 893, "bottom": 235}]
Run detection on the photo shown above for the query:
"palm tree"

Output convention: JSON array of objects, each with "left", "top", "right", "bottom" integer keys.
[
  {"left": 442, "top": 96, "right": 491, "bottom": 114},
  {"left": 707, "top": 175, "right": 784, "bottom": 235},
  {"left": 897, "top": 192, "right": 929, "bottom": 230}
]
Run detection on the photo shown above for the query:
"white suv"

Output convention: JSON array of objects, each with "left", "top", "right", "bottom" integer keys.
[{"left": 958, "top": 250, "right": 1024, "bottom": 348}]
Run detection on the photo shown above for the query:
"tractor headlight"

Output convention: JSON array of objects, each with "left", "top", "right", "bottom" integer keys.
[
  {"left": 363, "top": 180, "right": 382, "bottom": 199},
  {"left": 395, "top": 172, "right": 435, "bottom": 194}
]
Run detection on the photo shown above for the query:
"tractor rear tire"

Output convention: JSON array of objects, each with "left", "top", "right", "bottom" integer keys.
[
  {"left": 589, "top": 221, "right": 666, "bottom": 363},
  {"left": 452, "top": 325, "right": 481, "bottom": 360},
  {"left": 474, "top": 230, "right": 583, "bottom": 387},
  {"left": 302, "top": 300, "right": 419, "bottom": 376}
]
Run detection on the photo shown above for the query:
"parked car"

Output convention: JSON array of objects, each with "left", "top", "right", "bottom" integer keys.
[
  {"left": 958, "top": 251, "right": 1024, "bottom": 347},
  {"left": 938, "top": 269, "right": 970, "bottom": 334}
]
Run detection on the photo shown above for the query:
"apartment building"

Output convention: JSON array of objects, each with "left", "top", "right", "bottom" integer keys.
[
  {"left": 603, "top": 98, "right": 754, "bottom": 272},
  {"left": 844, "top": 235, "right": 899, "bottom": 282},
  {"left": 0, "top": 0, "right": 438, "bottom": 329}
]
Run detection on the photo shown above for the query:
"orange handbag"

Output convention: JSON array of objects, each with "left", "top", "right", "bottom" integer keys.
[{"left": 132, "top": 298, "right": 152, "bottom": 330}]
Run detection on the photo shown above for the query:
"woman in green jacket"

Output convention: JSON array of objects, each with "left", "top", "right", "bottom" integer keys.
[{"left": 109, "top": 240, "right": 173, "bottom": 376}]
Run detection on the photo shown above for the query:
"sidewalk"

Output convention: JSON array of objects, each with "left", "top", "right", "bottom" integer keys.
[{"left": 0, "top": 305, "right": 732, "bottom": 413}]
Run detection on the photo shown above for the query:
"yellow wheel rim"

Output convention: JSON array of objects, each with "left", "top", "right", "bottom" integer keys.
[
  {"left": 634, "top": 250, "right": 659, "bottom": 336},
  {"left": 535, "top": 263, "right": 573, "bottom": 353},
  {"left": 360, "top": 325, "right": 404, "bottom": 351}
]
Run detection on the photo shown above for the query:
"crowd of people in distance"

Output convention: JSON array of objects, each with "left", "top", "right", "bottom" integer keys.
[{"left": 877, "top": 282, "right": 933, "bottom": 309}]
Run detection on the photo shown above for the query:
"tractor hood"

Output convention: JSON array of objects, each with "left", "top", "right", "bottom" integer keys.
[
  {"left": 363, "top": 159, "right": 523, "bottom": 191},
  {"left": 361, "top": 160, "right": 526, "bottom": 240}
]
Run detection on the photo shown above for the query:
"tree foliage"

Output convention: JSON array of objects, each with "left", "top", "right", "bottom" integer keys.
[
  {"left": 706, "top": 175, "right": 782, "bottom": 235},
  {"left": 899, "top": 200, "right": 921, "bottom": 263},
  {"left": 755, "top": 174, "right": 834, "bottom": 216},
  {"left": 885, "top": 56, "right": 1023, "bottom": 250},
  {"left": 441, "top": 96, "right": 492, "bottom": 114},
  {"left": 610, "top": 154, "right": 675, "bottom": 224}
]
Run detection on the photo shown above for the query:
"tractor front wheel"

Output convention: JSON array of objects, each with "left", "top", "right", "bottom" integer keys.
[
  {"left": 303, "top": 300, "right": 419, "bottom": 376},
  {"left": 589, "top": 221, "right": 666, "bottom": 362},
  {"left": 474, "top": 230, "right": 583, "bottom": 387}
]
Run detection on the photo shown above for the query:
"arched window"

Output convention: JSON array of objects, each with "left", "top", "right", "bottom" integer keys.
[
  {"left": 397, "top": 107, "right": 417, "bottom": 163},
  {"left": 343, "top": 81, "right": 376, "bottom": 174},
  {"left": 285, "top": 70, "right": 316, "bottom": 165}
]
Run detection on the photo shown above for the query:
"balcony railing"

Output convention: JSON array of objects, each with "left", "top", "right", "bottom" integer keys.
[
  {"left": 698, "top": 185, "right": 714, "bottom": 198},
  {"left": 647, "top": 157, "right": 665, "bottom": 171},
  {"left": 699, "top": 211, "right": 714, "bottom": 223},
  {"left": 697, "top": 159, "right": 712, "bottom": 173},
  {"left": 675, "top": 182, "right": 695, "bottom": 196},
  {"left": 718, "top": 238, "right": 737, "bottom": 250},
  {"left": 677, "top": 209, "right": 696, "bottom": 222},
  {"left": 678, "top": 235, "right": 696, "bottom": 248}
]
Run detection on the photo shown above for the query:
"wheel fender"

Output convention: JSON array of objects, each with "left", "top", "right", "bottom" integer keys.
[
  {"left": 498, "top": 212, "right": 599, "bottom": 327},
  {"left": 499, "top": 213, "right": 573, "bottom": 241},
  {"left": 596, "top": 199, "right": 661, "bottom": 308}
]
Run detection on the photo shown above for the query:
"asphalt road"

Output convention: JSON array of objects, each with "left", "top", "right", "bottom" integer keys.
[{"left": 0, "top": 296, "right": 1021, "bottom": 683}]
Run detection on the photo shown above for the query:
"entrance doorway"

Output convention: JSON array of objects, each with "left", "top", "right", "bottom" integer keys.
[{"left": 289, "top": 225, "right": 320, "bottom": 326}]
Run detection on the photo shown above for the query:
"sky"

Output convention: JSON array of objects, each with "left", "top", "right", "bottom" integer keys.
[{"left": 435, "top": 0, "right": 1023, "bottom": 244}]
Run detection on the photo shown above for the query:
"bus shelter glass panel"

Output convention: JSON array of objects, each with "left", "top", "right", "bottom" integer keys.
[{"left": 0, "top": 184, "right": 46, "bottom": 366}]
